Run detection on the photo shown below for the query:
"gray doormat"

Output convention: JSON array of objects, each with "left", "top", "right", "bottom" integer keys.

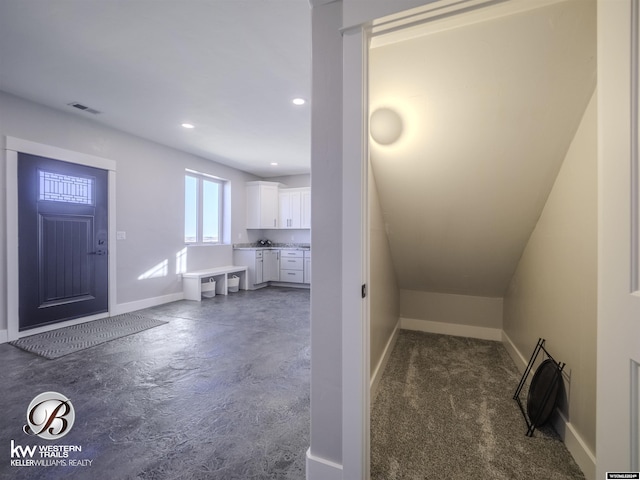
[{"left": 9, "top": 313, "right": 168, "bottom": 359}]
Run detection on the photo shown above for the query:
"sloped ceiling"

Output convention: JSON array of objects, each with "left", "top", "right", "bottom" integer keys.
[
  {"left": 369, "top": 0, "right": 596, "bottom": 297},
  {"left": 0, "top": 0, "right": 311, "bottom": 178}
]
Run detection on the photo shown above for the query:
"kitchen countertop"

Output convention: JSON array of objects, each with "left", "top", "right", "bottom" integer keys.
[{"left": 233, "top": 243, "right": 310, "bottom": 251}]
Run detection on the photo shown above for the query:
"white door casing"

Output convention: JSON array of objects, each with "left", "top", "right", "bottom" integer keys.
[
  {"left": 343, "top": 1, "right": 634, "bottom": 479},
  {"left": 342, "top": 23, "right": 371, "bottom": 480},
  {"left": 5, "top": 137, "right": 116, "bottom": 341},
  {"left": 321, "top": 0, "right": 635, "bottom": 477},
  {"left": 597, "top": 0, "right": 640, "bottom": 475}
]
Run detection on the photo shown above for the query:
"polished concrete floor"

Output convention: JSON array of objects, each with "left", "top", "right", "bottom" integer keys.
[{"left": 0, "top": 287, "right": 310, "bottom": 480}]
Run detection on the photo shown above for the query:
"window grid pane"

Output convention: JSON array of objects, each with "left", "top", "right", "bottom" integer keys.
[
  {"left": 202, "top": 180, "right": 220, "bottom": 243},
  {"left": 184, "top": 173, "right": 224, "bottom": 244},
  {"left": 184, "top": 176, "right": 198, "bottom": 243}
]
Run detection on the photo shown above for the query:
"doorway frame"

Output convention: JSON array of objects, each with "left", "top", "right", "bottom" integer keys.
[
  {"left": 341, "top": 0, "right": 601, "bottom": 478},
  {"left": 342, "top": 22, "right": 371, "bottom": 480},
  {"left": 5, "top": 136, "right": 117, "bottom": 341}
]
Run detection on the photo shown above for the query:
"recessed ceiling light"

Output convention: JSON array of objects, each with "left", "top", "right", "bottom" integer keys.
[
  {"left": 270, "top": 162, "right": 279, "bottom": 166},
  {"left": 181, "top": 123, "right": 195, "bottom": 129},
  {"left": 292, "top": 98, "right": 306, "bottom": 106}
]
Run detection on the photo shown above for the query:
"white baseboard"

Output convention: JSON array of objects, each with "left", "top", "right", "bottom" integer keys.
[
  {"left": 400, "top": 317, "right": 502, "bottom": 341},
  {"left": 502, "top": 331, "right": 596, "bottom": 480},
  {"left": 0, "top": 329, "right": 8, "bottom": 344},
  {"left": 552, "top": 411, "right": 596, "bottom": 480},
  {"left": 306, "top": 448, "right": 343, "bottom": 480},
  {"left": 267, "top": 282, "right": 310, "bottom": 289},
  {"left": 502, "top": 330, "right": 529, "bottom": 369},
  {"left": 370, "top": 319, "right": 400, "bottom": 402},
  {"left": 112, "top": 292, "right": 185, "bottom": 316}
]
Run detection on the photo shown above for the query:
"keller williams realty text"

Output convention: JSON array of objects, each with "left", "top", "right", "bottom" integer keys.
[
  {"left": 10, "top": 440, "right": 92, "bottom": 467},
  {"left": 11, "top": 459, "right": 93, "bottom": 467}
]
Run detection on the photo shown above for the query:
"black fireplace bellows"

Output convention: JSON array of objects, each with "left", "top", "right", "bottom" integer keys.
[
  {"left": 513, "top": 338, "right": 565, "bottom": 436},
  {"left": 526, "top": 358, "right": 562, "bottom": 427}
]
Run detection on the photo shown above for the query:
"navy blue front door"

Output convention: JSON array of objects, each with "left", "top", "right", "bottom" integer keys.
[{"left": 18, "top": 153, "right": 108, "bottom": 331}]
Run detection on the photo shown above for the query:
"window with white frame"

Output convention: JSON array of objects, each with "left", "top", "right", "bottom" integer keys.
[{"left": 184, "top": 171, "right": 225, "bottom": 244}]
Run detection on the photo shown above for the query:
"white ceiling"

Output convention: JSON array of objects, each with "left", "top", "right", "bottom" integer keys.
[
  {"left": 369, "top": 0, "right": 596, "bottom": 297},
  {"left": 0, "top": 0, "right": 311, "bottom": 178}
]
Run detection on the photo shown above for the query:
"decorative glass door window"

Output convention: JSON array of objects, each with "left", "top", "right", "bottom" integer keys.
[{"left": 38, "top": 170, "right": 94, "bottom": 205}]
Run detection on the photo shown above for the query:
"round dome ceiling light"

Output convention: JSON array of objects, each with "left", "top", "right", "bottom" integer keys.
[
  {"left": 181, "top": 123, "right": 195, "bottom": 129},
  {"left": 292, "top": 98, "right": 306, "bottom": 106},
  {"left": 369, "top": 108, "right": 403, "bottom": 145}
]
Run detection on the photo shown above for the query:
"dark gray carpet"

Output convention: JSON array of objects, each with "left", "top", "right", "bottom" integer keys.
[
  {"left": 9, "top": 313, "right": 168, "bottom": 359},
  {"left": 0, "top": 287, "right": 309, "bottom": 479},
  {"left": 371, "top": 331, "right": 585, "bottom": 480}
]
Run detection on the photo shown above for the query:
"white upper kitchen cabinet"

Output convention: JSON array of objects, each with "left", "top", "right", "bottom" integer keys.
[
  {"left": 302, "top": 189, "right": 311, "bottom": 229},
  {"left": 279, "top": 189, "right": 302, "bottom": 229},
  {"left": 246, "top": 181, "right": 279, "bottom": 229},
  {"left": 279, "top": 187, "right": 310, "bottom": 229}
]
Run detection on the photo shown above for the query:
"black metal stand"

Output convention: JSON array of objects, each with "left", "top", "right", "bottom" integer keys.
[{"left": 513, "top": 338, "right": 565, "bottom": 436}]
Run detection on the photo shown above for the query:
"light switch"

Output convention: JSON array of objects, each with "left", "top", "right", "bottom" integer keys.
[{"left": 116, "top": 231, "right": 126, "bottom": 240}]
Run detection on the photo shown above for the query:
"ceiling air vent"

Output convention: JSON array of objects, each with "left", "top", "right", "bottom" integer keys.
[{"left": 67, "top": 102, "right": 101, "bottom": 115}]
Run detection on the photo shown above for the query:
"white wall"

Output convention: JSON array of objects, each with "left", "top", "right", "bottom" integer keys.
[
  {"left": 400, "top": 290, "right": 503, "bottom": 338},
  {"left": 503, "top": 91, "right": 597, "bottom": 467},
  {"left": 343, "top": 0, "right": 434, "bottom": 29},
  {"left": 308, "top": 0, "right": 344, "bottom": 474},
  {"left": 263, "top": 229, "right": 311, "bottom": 244},
  {"left": 369, "top": 166, "right": 400, "bottom": 392},
  {"left": 267, "top": 173, "right": 310, "bottom": 188},
  {"left": 0, "top": 91, "right": 259, "bottom": 328}
]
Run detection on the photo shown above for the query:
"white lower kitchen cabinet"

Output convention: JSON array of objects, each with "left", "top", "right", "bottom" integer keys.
[
  {"left": 280, "top": 250, "right": 304, "bottom": 284},
  {"left": 263, "top": 250, "right": 280, "bottom": 282},
  {"left": 233, "top": 247, "right": 310, "bottom": 289},
  {"left": 233, "top": 249, "right": 265, "bottom": 288},
  {"left": 232, "top": 248, "right": 279, "bottom": 287},
  {"left": 255, "top": 250, "right": 264, "bottom": 284},
  {"left": 304, "top": 250, "right": 311, "bottom": 284}
]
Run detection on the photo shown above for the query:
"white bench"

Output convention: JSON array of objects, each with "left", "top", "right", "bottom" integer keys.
[{"left": 182, "top": 266, "right": 248, "bottom": 301}]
